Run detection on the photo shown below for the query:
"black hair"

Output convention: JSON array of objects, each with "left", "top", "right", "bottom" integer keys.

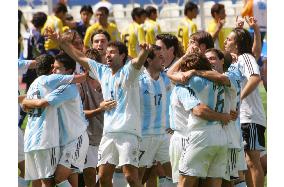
[
  {"left": 144, "top": 45, "right": 161, "bottom": 68},
  {"left": 55, "top": 52, "right": 76, "bottom": 74},
  {"left": 190, "top": 31, "right": 214, "bottom": 50},
  {"left": 91, "top": 29, "right": 111, "bottom": 43},
  {"left": 156, "top": 33, "right": 184, "bottom": 58},
  {"left": 53, "top": 3, "right": 67, "bottom": 14},
  {"left": 80, "top": 5, "right": 93, "bottom": 14},
  {"left": 97, "top": 6, "right": 109, "bottom": 16},
  {"left": 31, "top": 12, "right": 47, "bottom": 28},
  {"left": 131, "top": 7, "right": 146, "bottom": 21},
  {"left": 35, "top": 54, "right": 55, "bottom": 76},
  {"left": 145, "top": 6, "right": 157, "bottom": 17},
  {"left": 107, "top": 41, "right": 128, "bottom": 64},
  {"left": 211, "top": 3, "right": 225, "bottom": 18},
  {"left": 184, "top": 1, "right": 198, "bottom": 16},
  {"left": 232, "top": 28, "right": 253, "bottom": 55}
]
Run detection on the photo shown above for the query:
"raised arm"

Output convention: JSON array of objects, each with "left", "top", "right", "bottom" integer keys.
[{"left": 131, "top": 43, "right": 151, "bottom": 70}]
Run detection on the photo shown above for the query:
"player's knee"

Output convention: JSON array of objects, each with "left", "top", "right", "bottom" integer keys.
[
  {"left": 98, "top": 173, "right": 112, "bottom": 184},
  {"left": 83, "top": 168, "right": 96, "bottom": 184},
  {"left": 125, "top": 174, "right": 138, "bottom": 186}
]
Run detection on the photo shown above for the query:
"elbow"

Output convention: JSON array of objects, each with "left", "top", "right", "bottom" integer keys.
[
  {"left": 37, "top": 100, "right": 49, "bottom": 108},
  {"left": 192, "top": 104, "right": 207, "bottom": 117}
]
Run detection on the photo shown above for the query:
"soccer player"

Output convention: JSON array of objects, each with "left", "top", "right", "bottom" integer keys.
[
  {"left": 224, "top": 28, "right": 266, "bottom": 187},
  {"left": 138, "top": 45, "right": 174, "bottom": 186},
  {"left": 188, "top": 31, "right": 214, "bottom": 54},
  {"left": 90, "top": 30, "right": 111, "bottom": 64},
  {"left": 177, "top": 1, "right": 198, "bottom": 51},
  {"left": 84, "top": 6, "right": 120, "bottom": 49},
  {"left": 122, "top": 7, "right": 147, "bottom": 58},
  {"left": 45, "top": 27, "right": 151, "bottom": 187},
  {"left": 144, "top": 6, "right": 161, "bottom": 45},
  {"left": 207, "top": 3, "right": 227, "bottom": 51}
]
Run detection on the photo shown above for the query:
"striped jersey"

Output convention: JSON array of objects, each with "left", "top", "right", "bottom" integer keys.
[
  {"left": 177, "top": 17, "right": 198, "bottom": 50},
  {"left": 144, "top": 19, "right": 161, "bottom": 45},
  {"left": 238, "top": 53, "right": 266, "bottom": 126},
  {"left": 87, "top": 59, "right": 142, "bottom": 137},
  {"left": 24, "top": 74, "right": 74, "bottom": 152},
  {"left": 169, "top": 84, "right": 200, "bottom": 137},
  {"left": 18, "top": 59, "right": 33, "bottom": 77},
  {"left": 122, "top": 22, "right": 146, "bottom": 58},
  {"left": 139, "top": 69, "right": 172, "bottom": 135},
  {"left": 46, "top": 84, "right": 88, "bottom": 145},
  {"left": 83, "top": 22, "right": 121, "bottom": 48}
]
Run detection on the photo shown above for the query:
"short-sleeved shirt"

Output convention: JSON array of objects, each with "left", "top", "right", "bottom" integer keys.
[
  {"left": 177, "top": 17, "right": 198, "bottom": 50},
  {"left": 144, "top": 19, "right": 161, "bottom": 45},
  {"left": 139, "top": 70, "right": 171, "bottom": 136},
  {"left": 87, "top": 59, "right": 142, "bottom": 137},
  {"left": 24, "top": 74, "right": 74, "bottom": 152},
  {"left": 75, "top": 21, "right": 89, "bottom": 39},
  {"left": 237, "top": 53, "right": 266, "bottom": 126}
]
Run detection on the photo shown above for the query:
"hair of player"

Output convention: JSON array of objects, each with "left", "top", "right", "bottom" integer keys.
[
  {"left": 31, "top": 12, "right": 47, "bottom": 28},
  {"left": 223, "top": 52, "right": 233, "bottom": 71},
  {"left": 53, "top": 2, "right": 68, "bottom": 14},
  {"left": 107, "top": 41, "right": 128, "bottom": 64},
  {"left": 80, "top": 5, "right": 93, "bottom": 14},
  {"left": 145, "top": 6, "right": 157, "bottom": 17},
  {"left": 97, "top": 6, "right": 109, "bottom": 16},
  {"left": 232, "top": 28, "right": 253, "bottom": 55},
  {"left": 190, "top": 31, "right": 214, "bottom": 50},
  {"left": 131, "top": 7, "right": 147, "bottom": 21},
  {"left": 55, "top": 52, "right": 76, "bottom": 74},
  {"left": 91, "top": 29, "right": 111, "bottom": 43},
  {"left": 85, "top": 48, "right": 102, "bottom": 62},
  {"left": 180, "top": 52, "right": 212, "bottom": 72},
  {"left": 184, "top": 1, "right": 198, "bottom": 16},
  {"left": 156, "top": 33, "right": 184, "bottom": 58},
  {"left": 35, "top": 54, "right": 55, "bottom": 76},
  {"left": 211, "top": 3, "right": 225, "bottom": 18}
]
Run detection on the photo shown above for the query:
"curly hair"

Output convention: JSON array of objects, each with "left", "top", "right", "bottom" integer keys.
[
  {"left": 35, "top": 54, "right": 55, "bottom": 76},
  {"left": 180, "top": 52, "right": 212, "bottom": 72}
]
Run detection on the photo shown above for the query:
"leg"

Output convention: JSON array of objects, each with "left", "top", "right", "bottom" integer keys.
[
  {"left": 18, "top": 160, "right": 25, "bottom": 178},
  {"left": 260, "top": 153, "right": 267, "bottom": 176},
  {"left": 83, "top": 167, "right": 97, "bottom": 187},
  {"left": 31, "top": 180, "right": 41, "bottom": 187},
  {"left": 41, "top": 178, "right": 55, "bottom": 187},
  {"left": 68, "top": 172, "right": 78, "bottom": 187},
  {"left": 144, "top": 166, "right": 157, "bottom": 187},
  {"left": 138, "top": 167, "right": 146, "bottom": 184},
  {"left": 178, "top": 175, "right": 198, "bottom": 187},
  {"left": 98, "top": 164, "right": 116, "bottom": 187},
  {"left": 245, "top": 150, "right": 264, "bottom": 187},
  {"left": 204, "top": 177, "right": 222, "bottom": 187},
  {"left": 54, "top": 164, "right": 73, "bottom": 185},
  {"left": 122, "top": 164, "right": 143, "bottom": 187},
  {"left": 221, "top": 179, "right": 234, "bottom": 187}
]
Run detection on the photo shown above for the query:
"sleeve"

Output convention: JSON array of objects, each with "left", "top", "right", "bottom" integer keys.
[
  {"left": 177, "top": 86, "right": 201, "bottom": 111},
  {"left": 240, "top": 54, "right": 260, "bottom": 79},
  {"left": 87, "top": 59, "right": 106, "bottom": 82},
  {"left": 42, "top": 74, "right": 74, "bottom": 90},
  {"left": 186, "top": 76, "right": 208, "bottom": 93},
  {"left": 123, "top": 62, "right": 142, "bottom": 85},
  {"left": 18, "top": 59, "right": 32, "bottom": 76},
  {"left": 192, "top": 23, "right": 197, "bottom": 33},
  {"left": 45, "top": 85, "right": 77, "bottom": 107},
  {"left": 137, "top": 25, "right": 146, "bottom": 44},
  {"left": 207, "top": 21, "right": 216, "bottom": 36}
]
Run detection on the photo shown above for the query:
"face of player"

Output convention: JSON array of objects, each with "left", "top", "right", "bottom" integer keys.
[
  {"left": 205, "top": 51, "right": 223, "bottom": 73},
  {"left": 96, "top": 10, "right": 107, "bottom": 24},
  {"left": 105, "top": 46, "right": 124, "bottom": 70},
  {"left": 224, "top": 32, "right": 238, "bottom": 54},
  {"left": 149, "top": 50, "right": 164, "bottom": 72},
  {"left": 155, "top": 39, "right": 170, "bottom": 62},
  {"left": 52, "top": 61, "right": 70, "bottom": 75},
  {"left": 81, "top": 11, "right": 92, "bottom": 24},
  {"left": 92, "top": 34, "right": 108, "bottom": 56}
]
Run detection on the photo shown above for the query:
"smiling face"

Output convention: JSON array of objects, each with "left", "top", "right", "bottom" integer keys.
[
  {"left": 224, "top": 32, "right": 238, "bottom": 54},
  {"left": 92, "top": 34, "right": 108, "bottom": 56},
  {"left": 52, "top": 61, "right": 68, "bottom": 74},
  {"left": 205, "top": 51, "right": 223, "bottom": 73}
]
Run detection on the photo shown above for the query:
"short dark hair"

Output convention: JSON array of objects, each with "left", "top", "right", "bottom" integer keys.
[
  {"left": 144, "top": 45, "right": 161, "bottom": 68},
  {"left": 55, "top": 52, "right": 76, "bottom": 74},
  {"left": 131, "top": 7, "right": 146, "bottom": 21},
  {"left": 223, "top": 52, "right": 233, "bottom": 71},
  {"left": 80, "top": 5, "right": 93, "bottom": 14},
  {"left": 190, "top": 31, "right": 214, "bottom": 50},
  {"left": 53, "top": 3, "right": 68, "bottom": 14},
  {"left": 31, "top": 12, "right": 47, "bottom": 28},
  {"left": 180, "top": 52, "right": 212, "bottom": 72},
  {"left": 205, "top": 48, "right": 224, "bottom": 60},
  {"left": 184, "top": 1, "right": 198, "bottom": 15},
  {"left": 97, "top": 6, "right": 109, "bottom": 16},
  {"left": 35, "top": 54, "right": 55, "bottom": 76},
  {"left": 156, "top": 33, "right": 184, "bottom": 58},
  {"left": 91, "top": 29, "right": 111, "bottom": 43},
  {"left": 107, "top": 41, "right": 128, "bottom": 64},
  {"left": 232, "top": 28, "right": 253, "bottom": 55},
  {"left": 211, "top": 3, "right": 225, "bottom": 18},
  {"left": 85, "top": 48, "right": 102, "bottom": 62},
  {"left": 145, "top": 6, "right": 157, "bottom": 17}
]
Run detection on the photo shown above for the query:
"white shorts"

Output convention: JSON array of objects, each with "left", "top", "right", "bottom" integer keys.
[
  {"left": 97, "top": 133, "right": 140, "bottom": 168},
  {"left": 169, "top": 132, "right": 189, "bottom": 183},
  {"left": 236, "top": 147, "right": 247, "bottom": 171},
  {"left": 18, "top": 128, "right": 25, "bottom": 162},
  {"left": 59, "top": 132, "right": 89, "bottom": 173},
  {"left": 139, "top": 134, "right": 170, "bottom": 168},
  {"left": 179, "top": 145, "right": 228, "bottom": 178},
  {"left": 84, "top": 145, "right": 99, "bottom": 169},
  {"left": 25, "top": 147, "right": 60, "bottom": 180}
]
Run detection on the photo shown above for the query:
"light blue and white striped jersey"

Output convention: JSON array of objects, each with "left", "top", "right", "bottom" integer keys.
[
  {"left": 169, "top": 84, "right": 200, "bottom": 137},
  {"left": 18, "top": 59, "right": 33, "bottom": 77},
  {"left": 24, "top": 74, "right": 74, "bottom": 152},
  {"left": 87, "top": 59, "right": 142, "bottom": 137},
  {"left": 139, "top": 69, "right": 172, "bottom": 135},
  {"left": 46, "top": 84, "right": 88, "bottom": 145}
]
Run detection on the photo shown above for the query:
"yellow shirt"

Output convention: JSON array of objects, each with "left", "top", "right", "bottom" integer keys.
[
  {"left": 207, "top": 19, "right": 227, "bottom": 51},
  {"left": 122, "top": 22, "right": 146, "bottom": 58},
  {"left": 144, "top": 19, "right": 161, "bottom": 45},
  {"left": 41, "top": 15, "right": 64, "bottom": 50},
  {"left": 83, "top": 22, "right": 121, "bottom": 48},
  {"left": 177, "top": 17, "right": 197, "bottom": 50}
]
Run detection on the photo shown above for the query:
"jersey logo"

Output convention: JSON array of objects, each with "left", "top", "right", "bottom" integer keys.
[{"left": 144, "top": 90, "right": 149, "bottom": 95}]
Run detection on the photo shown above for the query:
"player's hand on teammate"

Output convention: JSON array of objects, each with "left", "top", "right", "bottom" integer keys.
[
  {"left": 220, "top": 113, "right": 231, "bottom": 126},
  {"left": 100, "top": 100, "right": 117, "bottom": 111},
  {"left": 230, "top": 110, "right": 238, "bottom": 121}
]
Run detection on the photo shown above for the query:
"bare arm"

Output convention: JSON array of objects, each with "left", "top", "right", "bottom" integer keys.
[
  {"left": 240, "top": 74, "right": 261, "bottom": 100},
  {"left": 18, "top": 95, "right": 26, "bottom": 104},
  {"left": 194, "top": 70, "right": 231, "bottom": 86},
  {"left": 71, "top": 72, "right": 88, "bottom": 84},
  {"left": 22, "top": 98, "right": 49, "bottom": 109},
  {"left": 211, "top": 19, "right": 225, "bottom": 41},
  {"left": 84, "top": 100, "right": 117, "bottom": 118},
  {"left": 131, "top": 43, "right": 151, "bottom": 70}
]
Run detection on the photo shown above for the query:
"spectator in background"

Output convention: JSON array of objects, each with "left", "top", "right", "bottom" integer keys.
[
  {"left": 177, "top": 1, "right": 198, "bottom": 51},
  {"left": 93, "top": 0, "right": 113, "bottom": 16},
  {"left": 91, "top": 30, "right": 111, "bottom": 64},
  {"left": 207, "top": 3, "right": 227, "bottom": 51},
  {"left": 122, "top": 7, "right": 147, "bottom": 58},
  {"left": 18, "top": 9, "right": 29, "bottom": 57},
  {"left": 41, "top": 2, "right": 68, "bottom": 56},
  {"left": 144, "top": 6, "right": 161, "bottom": 45},
  {"left": 84, "top": 6, "right": 120, "bottom": 50}
]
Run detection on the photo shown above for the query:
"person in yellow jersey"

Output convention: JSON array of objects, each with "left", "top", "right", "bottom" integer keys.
[
  {"left": 122, "top": 7, "right": 147, "bottom": 58},
  {"left": 207, "top": 3, "right": 227, "bottom": 51},
  {"left": 41, "top": 2, "right": 67, "bottom": 56},
  {"left": 177, "top": 1, "right": 199, "bottom": 51},
  {"left": 83, "top": 6, "right": 120, "bottom": 50},
  {"left": 144, "top": 6, "right": 161, "bottom": 45}
]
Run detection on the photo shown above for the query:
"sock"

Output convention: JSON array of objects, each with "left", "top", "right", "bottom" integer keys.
[
  {"left": 112, "top": 172, "right": 128, "bottom": 187},
  {"left": 159, "top": 176, "right": 176, "bottom": 187},
  {"left": 56, "top": 180, "right": 72, "bottom": 187},
  {"left": 235, "top": 181, "right": 247, "bottom": 187},
  {"left": 18, "top": 177, "right": 29, "bottom": 187}
]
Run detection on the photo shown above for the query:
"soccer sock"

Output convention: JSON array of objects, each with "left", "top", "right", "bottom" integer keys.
[
  {"left": 18, "top": 177, "right": 29, "bottom": 187},
  {"left": 159, "top": 176, "right": 176, "bottom": 187},
  {"left": 56, "top": 180, "right": 72, "bottom": 187},
  {"left": 235, "top": 181, "right": 247, "bottom": 187},
  {"left": 112, "top": 172, "right": 128, "bottom": 187}
]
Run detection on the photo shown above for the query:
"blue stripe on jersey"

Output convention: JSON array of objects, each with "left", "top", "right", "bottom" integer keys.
[
  {"left": 153, "top": 78, "right": 162, "bottom": 132},
  {"left": 58, "top": 107, "right": 68, "bottom": 145},
  {"left": 164, "top": 75, "right": 171, "bottom": 129},
  {"left": 141, "top": 77, "right": 152, "bottom": 133}
]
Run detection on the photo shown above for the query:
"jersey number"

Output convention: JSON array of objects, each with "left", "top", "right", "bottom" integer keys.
[
  {"left": 154, "top": 94, "right": 162, "bottom": 106},
  {"left": 29, "top": 90, "right": 42, "bottom": 117},
  {"left": 123, "top": 34, "right": 129, "bottom": 46},
  {"left": 177, "top": 28, "right": 183, "bottom": 43}
]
